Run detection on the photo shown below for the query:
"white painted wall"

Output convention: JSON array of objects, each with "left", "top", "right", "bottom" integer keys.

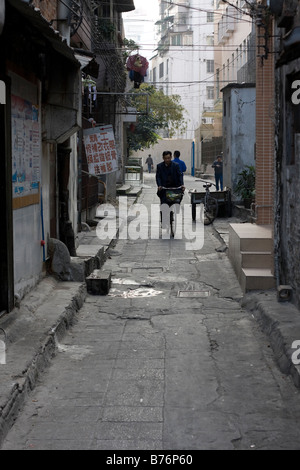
[{"left": 13, "top": 203, "right": 43, "bottom": 297}]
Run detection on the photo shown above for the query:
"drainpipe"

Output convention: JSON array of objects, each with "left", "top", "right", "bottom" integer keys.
[
  {"left": 191, "top": 141, "right": 195, "bottom": 177},
  {"left": 110, "top": 0, "right": 114, "bottom": 22},
  {"left": 57, "top": 0, "right": 71, "bottom": 45},
  {"left": 0, "top": 0, "right": 4, "bottom": 36}
]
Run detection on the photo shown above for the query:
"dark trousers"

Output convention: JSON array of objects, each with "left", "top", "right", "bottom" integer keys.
[{"left": 215, "top": 173, "right": 223, "bottom": 191}]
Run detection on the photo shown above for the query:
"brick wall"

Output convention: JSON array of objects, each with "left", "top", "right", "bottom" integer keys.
[
  {"left": 32, "top": 0, "right": 57, "bottom": 24},
  {"left": 255, "top": 20, "right": 275, "bottom": 226}
]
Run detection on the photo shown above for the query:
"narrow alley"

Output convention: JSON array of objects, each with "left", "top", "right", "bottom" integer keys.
[{"left": 2, "top": 175, "right": 300, "bottom": 451}]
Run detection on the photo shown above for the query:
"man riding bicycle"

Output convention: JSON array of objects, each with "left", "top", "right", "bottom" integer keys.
[
  {"left": 156, "top": 151, "right": 185, "bottom": 204},
  {"left": 156, "top": 151, "right": 185, "bottom": 235}
]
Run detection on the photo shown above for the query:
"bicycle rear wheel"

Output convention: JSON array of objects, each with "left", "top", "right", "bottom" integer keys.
[
  {"left": 204, "top": 196, "right": 218, "bottom": 224},
  {"left": 170, "top": 210, "right": 176, "bottom": 237}
]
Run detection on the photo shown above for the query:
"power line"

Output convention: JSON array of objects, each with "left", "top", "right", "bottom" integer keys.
[
  {"left": 159, "top": 0, "right": 253, "bottom": 23},
  {"left": 148, "top": 47, "right": 256, "bottom": 90}
]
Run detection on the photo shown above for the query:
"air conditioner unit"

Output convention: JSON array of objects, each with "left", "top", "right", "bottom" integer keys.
[{"left": 226, "top": 22, "right": 235, "bottom": 33}]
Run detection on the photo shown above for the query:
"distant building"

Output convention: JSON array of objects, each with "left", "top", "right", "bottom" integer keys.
[
  {"left": 150, "top": 0, "right": 215, "bottom": 141},
  {"left": 123, "top": 1, "right": 159, "bottom": 64}
]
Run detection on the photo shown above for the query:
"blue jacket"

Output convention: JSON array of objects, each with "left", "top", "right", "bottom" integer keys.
[
  {"left": 173, "top": 157, "right": 187, "bottom": 174},
  {"left": 156, "top": 161, "right": 183, "bottom": 188}
]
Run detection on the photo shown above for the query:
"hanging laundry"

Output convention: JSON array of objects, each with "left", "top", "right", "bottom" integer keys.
[
  {"left": 126, "top": 54, "right": 149, "bottom": 89},
  {"left": 82, "top": 75, "right": 97, "bottom": 107},
  {"left": 129, "top": 69, "right": 144, "bottom": 88},
  {"left": 126, "top": 54, "right": 149, "bottom": 76}
]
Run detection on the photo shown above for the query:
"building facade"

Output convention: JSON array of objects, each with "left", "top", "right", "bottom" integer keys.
[
  {"left": 0, "top": 0, "right": 135, "bottom": 313},
  {"left": 272, "top": 0, "right": 300, "bottom": 308},
  {"left": 150, "top": 0, "right": 215, "bottom": 142},
  {"left": 0, "top": 0, "right": 82, "bottom": 311}
]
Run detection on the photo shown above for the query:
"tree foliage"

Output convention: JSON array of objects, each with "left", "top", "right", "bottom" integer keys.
[
  {"left": 122, "top": 38, "right": 140, "bottom": 64},
  {"left": 127, "top": 84, "right": 187, "bottom": 153}
]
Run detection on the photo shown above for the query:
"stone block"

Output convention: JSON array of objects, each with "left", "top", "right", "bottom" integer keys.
[
  {"left": 86, "top": 270, "right": 112, "bottom": 295},
  {"left": 277, "top": 285, "right": 293, "bottom": 302}
]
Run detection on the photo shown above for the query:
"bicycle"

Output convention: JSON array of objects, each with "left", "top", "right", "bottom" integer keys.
[
  {"left": 159, "top": 186, "right": 184, "bottom": 237},
  {"left": 190, "top": 180, "right": 218, "bottom": 225}
]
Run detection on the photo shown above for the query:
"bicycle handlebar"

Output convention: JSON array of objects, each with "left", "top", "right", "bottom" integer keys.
[
  {"left": 196, "top": 179, "right": 216, "bottom": 186},
  {"left": 160, "top": 186, "right": 184, "bottom": 190}
]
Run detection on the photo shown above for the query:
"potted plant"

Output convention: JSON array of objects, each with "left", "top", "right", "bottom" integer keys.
[{"left": 234, "top": 165, "right": 255, "bottom": 209}]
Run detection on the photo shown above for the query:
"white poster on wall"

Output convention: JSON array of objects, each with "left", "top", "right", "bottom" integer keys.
[
  {"left": 83, "top": 125, "right": 118, "bottom": 176},
  {"left": 11, "top": 94, "right": 40, "bottom": 203}
]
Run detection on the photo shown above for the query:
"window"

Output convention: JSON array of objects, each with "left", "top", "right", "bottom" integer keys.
[
  {"left": 179, "top": 14, "right": 187, "bottom": 25},
  {"left": 207, "top": 12, "right": 214, "bottom": 22},
  {"left": 153, "top": 67, "right": 157, "bottom": 82},
  {"left": 207, "top": 86, "right": 214, "bottom": 100},
  {"left": 206, "top": 35, "right": 214, "bottom": 46},
  {"left": 171, "top": 34, "right": 181, "bottom": 46},
  {"left": 159, "top": 62, "right": 164, "bottom": 78},
  {"left": 100, "top": 0, "right": 111, "bottom": 18},
  {"left": 183, "top": 34, "right": 193, "bottom": 46},
  {"left": 207, "top": 60, "right": 214, "bottom": 74}
]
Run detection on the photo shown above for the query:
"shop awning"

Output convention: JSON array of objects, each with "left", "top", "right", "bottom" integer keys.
[{"left": 74, "top": 50, "right": 99, "bottom": 78}]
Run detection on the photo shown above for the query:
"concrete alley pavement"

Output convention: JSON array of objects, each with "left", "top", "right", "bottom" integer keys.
[{"left": 2, "top": 174, "right": 300, "bottom": 450}]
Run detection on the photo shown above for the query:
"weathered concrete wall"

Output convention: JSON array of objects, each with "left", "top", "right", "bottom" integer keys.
[
  {"left": 275, "top": 56, "right": 300, "bottom": 310},
  {"left": 9, "top": 72, "right": 44, "bottom": 299}
]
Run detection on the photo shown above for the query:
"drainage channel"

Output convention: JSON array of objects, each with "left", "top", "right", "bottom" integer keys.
[{"left": 177, "top": 290, "right": 211, "bottom": 298}]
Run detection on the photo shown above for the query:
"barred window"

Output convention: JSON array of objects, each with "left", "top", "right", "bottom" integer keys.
[{"left": 207, "top": 60, "right": 214, "bottom": 74}]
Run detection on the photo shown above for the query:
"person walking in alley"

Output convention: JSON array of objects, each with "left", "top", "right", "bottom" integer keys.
[
  {"left": 212, "top": 154, "right": 223, "bottom": 191},
  {"left": 145, "top": 154, "right": 154, "bottom": 173},
  {"left": 173, "top": 150, "right": 187, "bottom": 180}
]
